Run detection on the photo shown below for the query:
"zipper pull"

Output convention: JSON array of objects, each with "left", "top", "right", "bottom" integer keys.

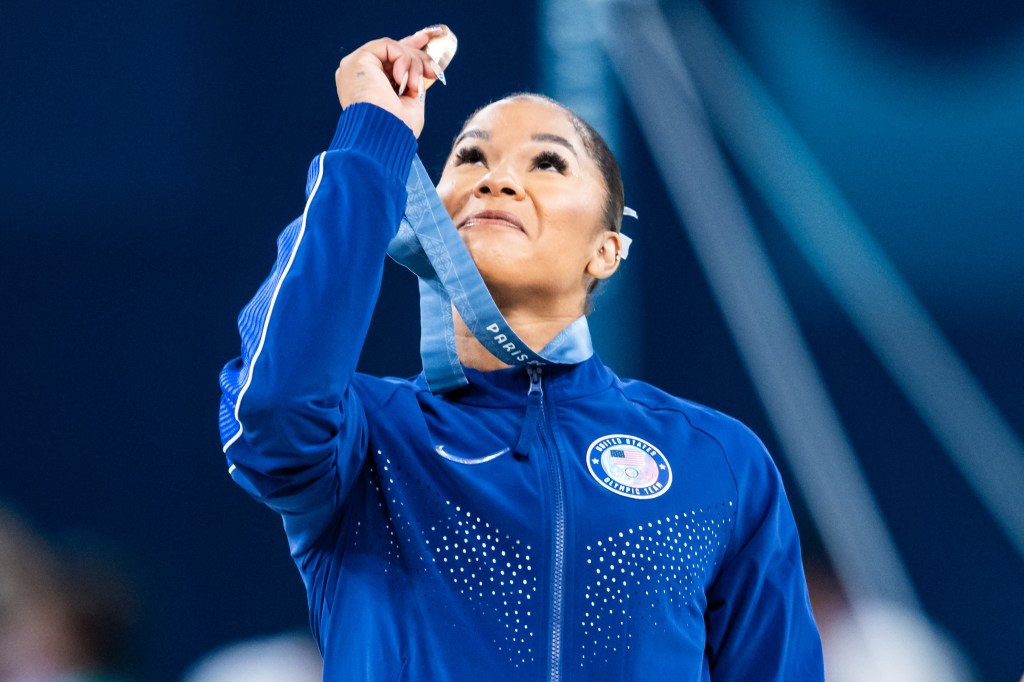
[{"left": 513, "top": 365, "right": 544, "bottom": 460}]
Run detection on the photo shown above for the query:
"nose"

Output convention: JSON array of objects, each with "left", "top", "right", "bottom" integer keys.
[{"left": 473, "top": 163, "right": 524, "bottom": 200}]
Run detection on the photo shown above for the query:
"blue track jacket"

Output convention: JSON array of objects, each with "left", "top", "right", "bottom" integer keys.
[{"left": 219, "top": 103, "right": 824, "bottom": 681}]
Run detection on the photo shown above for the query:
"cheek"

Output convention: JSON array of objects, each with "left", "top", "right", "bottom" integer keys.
[
  {"left": 435, "top": 177, "right": 458, "bottom": 215},
  {"left": 436, "top": 169, "right": 474, "bottom": 218},
  {"left": 538, "top": 191, "right": 606, "bottom": 246}
]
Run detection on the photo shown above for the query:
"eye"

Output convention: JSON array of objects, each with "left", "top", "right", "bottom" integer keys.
[
  {"left": 454, "top": 146, "right": 487, "bottom": 167},
  {"left": 531, "top": 150, "right": 568, "bottom": 174}
]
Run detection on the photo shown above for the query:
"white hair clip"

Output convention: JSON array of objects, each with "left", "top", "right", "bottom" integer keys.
[{"left": 618, "top": 206, "right": 637, "bottom": 260}]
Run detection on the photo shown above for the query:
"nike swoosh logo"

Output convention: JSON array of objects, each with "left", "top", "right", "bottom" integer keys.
[{"left": 434, "top": 445, "right": 510, "bottom": 465}]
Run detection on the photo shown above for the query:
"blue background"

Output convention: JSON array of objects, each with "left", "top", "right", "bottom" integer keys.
[{"left": 2, "top": 0, "right": 1021, "bottom": 679}]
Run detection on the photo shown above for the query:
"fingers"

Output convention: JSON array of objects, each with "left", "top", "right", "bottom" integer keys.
[
  {"left": 391, "top": 50, "right": 425, "bottom": 99},
  {"left": 398, "top": 29, "right": 432, "bottom": 50},
  {"left": 404, "top": 27, "right": 446, "bottom": 83},
  {"left": 388, "top": 46, "right": 441, "bottom": 100},
  {"left": 391, "top": 53, "right": 412, "bottom": 96},
  {"left": 359, "top": 34, "right": 439, "bottom": 99}
]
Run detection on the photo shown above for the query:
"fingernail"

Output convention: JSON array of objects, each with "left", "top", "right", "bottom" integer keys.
[
  {"left": 430, "top": 60, "right": 446, "bottom": 86},
  {"left": 418, "top": 75, "right": 425, "bottom": 100},
  {"left": 398, "top": 72, "right": 408, "bottom": 96}
]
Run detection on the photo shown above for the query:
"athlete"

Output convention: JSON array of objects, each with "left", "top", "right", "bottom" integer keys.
[{"left": 218, "top": 27, "right": 824, "bottom": 681}]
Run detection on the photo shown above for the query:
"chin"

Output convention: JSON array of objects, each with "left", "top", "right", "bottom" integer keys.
[
  {"left": 466, "top": 249, "right": 533, "bottom": 294},
  {"left": 462, "top": 232, "right": 527, "bottom": 269}
]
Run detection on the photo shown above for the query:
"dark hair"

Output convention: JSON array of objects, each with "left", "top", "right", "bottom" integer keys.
[{"left": 454, "top": 93, "right": 626, "bottom": 311}]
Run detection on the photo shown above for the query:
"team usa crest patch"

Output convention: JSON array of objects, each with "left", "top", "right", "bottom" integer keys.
[{"left": 586, "top": 434, "right": 672, "bottom": 499}]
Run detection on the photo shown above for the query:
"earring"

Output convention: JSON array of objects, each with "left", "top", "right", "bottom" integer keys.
[{"left": 601, "top": 246, "right": 622, "bottom": 262}]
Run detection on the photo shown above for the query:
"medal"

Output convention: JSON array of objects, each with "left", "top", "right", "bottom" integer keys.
[{"left": 421, "top": 24, "right": 457, "bottom": 90}]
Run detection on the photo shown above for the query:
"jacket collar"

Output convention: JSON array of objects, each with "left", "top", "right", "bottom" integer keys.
[{"left": 415, "top": 354, "right": 616, "bottom": 406}]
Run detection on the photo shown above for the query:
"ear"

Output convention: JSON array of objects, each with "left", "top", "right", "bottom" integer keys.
[{"left": 585, "top": 231, "right": 624, "bottom": 282}]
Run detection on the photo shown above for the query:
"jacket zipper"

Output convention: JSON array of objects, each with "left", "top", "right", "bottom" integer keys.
[
  {"left": 513, "top": 365, "right": 545, "bottom": 460},
  {"left": 524, "top": 365, "right": 566, "bottom": 682}
]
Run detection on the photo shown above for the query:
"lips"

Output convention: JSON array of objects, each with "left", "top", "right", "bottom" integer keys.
[{"left": 459, "top": 210, "right": 526, "bottom": 233}]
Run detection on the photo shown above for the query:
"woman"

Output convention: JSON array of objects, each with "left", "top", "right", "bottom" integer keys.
[{"left": 218, "top": 28, "right": 824, "bottom": 681}]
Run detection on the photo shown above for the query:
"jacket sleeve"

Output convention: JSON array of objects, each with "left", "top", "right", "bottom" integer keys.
[
  {"left": 704, "top": 427, "right": 825, "bottom": 681},
  {"left": 217, "top": 103, "right": 417, "bottom": 558}
]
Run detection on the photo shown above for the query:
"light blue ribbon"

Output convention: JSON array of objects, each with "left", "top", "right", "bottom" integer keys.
[{"left": 387, "top": 156, "right": 594, "bottom": 393}]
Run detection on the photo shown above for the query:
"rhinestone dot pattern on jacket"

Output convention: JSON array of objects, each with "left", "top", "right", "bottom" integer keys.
[
  {"left": 424, "top": 500, "right": 539, "bottom": 665},
  {"left": 358, "top": 454, "right": 734, "bottom": 671},
  {"left": 361, "top": 453, "right": 540, "bottom": 668},
  {"left": 578, "top": 503, "right": 735, "bottom": 666}
]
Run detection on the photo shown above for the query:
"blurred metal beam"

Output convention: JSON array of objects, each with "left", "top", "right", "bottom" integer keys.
[
  {"left": 669, "top": 1, "right": 1024, "bottom": 562},
  {"left": 591, "top": 0, "right": 922, "bottom": 610}
]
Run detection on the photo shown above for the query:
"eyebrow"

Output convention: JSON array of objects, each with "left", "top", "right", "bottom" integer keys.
[
  {"left": 452, "top": 129, "right": 579, "bottom": 158},
  {"left": 531, "top": 133, "right": 578, "bottom": 158},
  {"left": 453, "top": 128, "right": 489, "bottom": 147}
]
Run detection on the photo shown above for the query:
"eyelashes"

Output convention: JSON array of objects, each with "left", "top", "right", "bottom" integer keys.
[
  {"left": 454, "top": 146, "right": 486, "bottom": 166},
  {"left": 532, "top": 150, "right": 568, "bottom": 173},
  {"left": 453, "top": 146, "right": 569, "bottom": 174}
]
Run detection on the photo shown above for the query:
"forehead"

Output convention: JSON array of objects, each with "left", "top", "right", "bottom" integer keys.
[{"left": 461, "top": 97, "right": 583, "bottom": 146}]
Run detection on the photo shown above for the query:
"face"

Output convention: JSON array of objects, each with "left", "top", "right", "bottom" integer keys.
[{"left": 436, "top": 97, "right": 619, "bottom": 313}]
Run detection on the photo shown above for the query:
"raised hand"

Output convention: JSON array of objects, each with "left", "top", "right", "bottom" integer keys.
[{"left": 335, "top": 29, "right": 445, "bottom": 139}]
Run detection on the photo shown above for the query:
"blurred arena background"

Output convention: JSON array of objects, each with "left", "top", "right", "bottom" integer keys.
[{"left": 1, "top": 0, "right": 1021, "bottom": 679}]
